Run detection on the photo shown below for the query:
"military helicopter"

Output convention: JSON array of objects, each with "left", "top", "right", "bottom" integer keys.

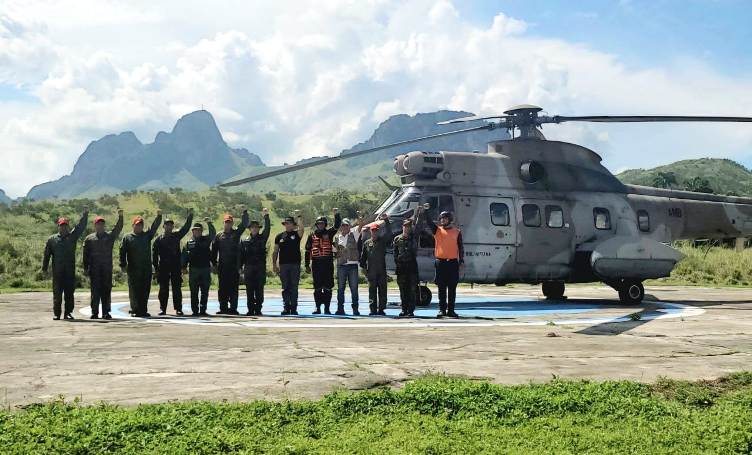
[{"left": 220, "top": 105, "right": 752, "bottom": 305}]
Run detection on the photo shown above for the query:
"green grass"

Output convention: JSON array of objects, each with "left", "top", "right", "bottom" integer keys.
[
  {"left": 650, "top": 243, "right": 752, "bottom": 287},
  {"left": 2, "top": 374, "right": 752, "bottom": 453}
]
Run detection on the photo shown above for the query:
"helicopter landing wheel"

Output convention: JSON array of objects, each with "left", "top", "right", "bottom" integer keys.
[
  {"left": 617, "top": 280, "right": 644, "bottom": 305},
  {"left": 417, "top": 285, "right": 432, "bottom": 307},
  {"left": 542, "top": 282, "right": 565, "bottom": 300}
]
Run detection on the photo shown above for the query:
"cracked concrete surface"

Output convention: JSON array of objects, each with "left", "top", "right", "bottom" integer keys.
[{"left": 0, "top": 285, "right": 750, "bottom": 407}]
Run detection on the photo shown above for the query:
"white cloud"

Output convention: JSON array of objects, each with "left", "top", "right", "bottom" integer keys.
[{"left": 0, "top": 0, "right": 751, "bottom": 198}]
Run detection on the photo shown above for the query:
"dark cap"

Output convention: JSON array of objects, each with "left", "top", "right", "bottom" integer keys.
[
  {"left": 282, "top": 216, "right": 296, "bottom": 225},
  {"left": 248, "top": 219, "right": 261, "bottom": 227},
  {"left": 191, "top": 222, "right": 203, "bottom": 230},
  {"left": 163, "top": 218, "right": 174, "bottom": 225}
]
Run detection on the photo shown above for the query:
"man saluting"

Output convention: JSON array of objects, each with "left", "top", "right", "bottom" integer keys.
[
  {"left": 119, "top": 210, "right": 162, "bottom": 317},
  {"left": 152, "top": 208, "right": 194, "bottom": 316},
  {"left": 42, "top": 207, "right": 89, "bottom": 320},
  {"left": 211, "top": 206, "right": 249, "bottom": 315},
  {"left": 83, "top": 209, "right": 123, "bottom": 320}
]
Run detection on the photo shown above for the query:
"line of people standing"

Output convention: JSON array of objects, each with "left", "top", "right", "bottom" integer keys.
[{"left": 42, "top": 204, "right": 464, "bottom": 320}]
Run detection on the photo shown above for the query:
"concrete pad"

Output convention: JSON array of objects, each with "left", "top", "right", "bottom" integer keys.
[{"left": 0, "top": 285, "right": 750, "bottom": 407}]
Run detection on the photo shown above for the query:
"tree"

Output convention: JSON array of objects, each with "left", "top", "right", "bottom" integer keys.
[
  {"left": 652, "top": 172, "right": 678, "bottom": 189},
  {"left": 683, "top": 177, "right": 714, "bottom": 194}
]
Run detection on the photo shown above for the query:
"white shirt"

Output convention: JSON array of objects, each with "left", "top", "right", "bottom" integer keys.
[{"left": 338, "top": 228, "right": 361, "bottom": 265}]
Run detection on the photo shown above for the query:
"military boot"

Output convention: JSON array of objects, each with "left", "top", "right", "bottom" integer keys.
[{"left": 352, "top": 305, "right": 360, "bottom": 316}]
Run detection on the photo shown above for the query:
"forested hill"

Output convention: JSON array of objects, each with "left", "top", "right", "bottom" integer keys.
[{"left": 616, "top": 158, "right": 752, "bottom": 196}]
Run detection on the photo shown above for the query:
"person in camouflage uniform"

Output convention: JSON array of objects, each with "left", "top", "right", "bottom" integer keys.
[
  {"left": 239, "top": 209, "right": 271, "bottom": 316},
  {"left": 152, "top": 209, "right": 194, "bottom": 316},
  {"left": 119, "top": 211, "right": 162, "bottom": 317},
  {"left": 82, "top": 209, "right": 123, "bottom": 320},
  {"left": 42, "top": 208, "right": 89, "bottom": 320},
  {"left": 211, "top": 207, "right": 249, "bottom": 315},
  {"left": 392, "top": 218, "right": 419, "bottom": 317},
  {"left": 359, "top": 213, "right": 392, "bottom": 316},
  {"left": 182, "top": 219, "right": 216, "bottom": 316}
]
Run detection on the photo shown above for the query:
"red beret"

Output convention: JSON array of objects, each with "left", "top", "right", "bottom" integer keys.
[
  {"left": 94, "top": 216, "right": 105, "bottom": 224},
  {"left": 57, "top": 217, "right": 69, "bottom": 226},
  {"left": 132, "top": 216, "right": 144, "bottom": 225}
]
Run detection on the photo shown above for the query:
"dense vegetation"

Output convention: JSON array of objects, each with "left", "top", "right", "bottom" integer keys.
[
  {"left": 0, "top": 188, "right": 387, "bottom": 291},
  {"left": 2, "top": 374, "right": 752, "bottom": 453},
  {"left": 617, "top": 158, "right": 752, "bottom": 196}
]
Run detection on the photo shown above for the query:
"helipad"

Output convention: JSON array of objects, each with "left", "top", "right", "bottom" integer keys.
[{"left": 78, "top": 292, "right": 704, "bottom": 328}]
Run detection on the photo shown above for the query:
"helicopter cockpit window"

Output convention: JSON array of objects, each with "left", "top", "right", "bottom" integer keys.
[
  {"left": 594, "top": 207, "right": 611, "bottom": 230},
  {"left": 546, "top": 205, "right": 564, "bottom": 228},
  {"left": 522, "top": 204, "right": 541, "bottom": 227},
  {"left": 375, "top": 189, "right": 400, "bottom": 215},
  {"left": 637, "top": 210, "right": 650, "bottom": 232},
  {"left": 490, "top": 203, "right": 509, "bottom": 226},
  {"left": 384, "top": 188, "right": 421, "bottom": 217}
]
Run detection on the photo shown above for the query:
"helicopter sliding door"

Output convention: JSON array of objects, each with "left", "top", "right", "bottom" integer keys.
[
  {"left": 455, "top": 195, "right": 516, "bottom": 283},
  {"left": 514, "top": 198, "right": 573, "bottom": 280}
]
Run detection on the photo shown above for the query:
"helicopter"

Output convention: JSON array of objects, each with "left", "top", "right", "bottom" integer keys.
[{"left": 220, "top": 105, "right": 752, "bottom": 305}]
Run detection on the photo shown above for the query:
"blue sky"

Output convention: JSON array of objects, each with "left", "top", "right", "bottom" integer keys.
[
  {"left": 0, "top": 0, "right": 751, "bottom": 197},
  {"left": 458, "top": 0, "right": 752, "bottom": 76}
]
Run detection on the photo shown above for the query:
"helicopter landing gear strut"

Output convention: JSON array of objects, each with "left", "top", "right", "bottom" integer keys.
[
  {"left": 542, "top": 282, "right": 566, "bottom": 300},
  {"left": 417, "top": 285, "right": 432, "bottom": 307}
]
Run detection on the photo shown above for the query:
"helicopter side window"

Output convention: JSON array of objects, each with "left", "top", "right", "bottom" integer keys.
[
  {"left": 594, "top": 207, "right": 611, "bottom": 230},
  {"left": 490, "top": 203, "right": 509, "bottom": 226},
  {"left": 522, "top": 204, "right": 541, "bottom": 227},
  {"left": 546, "top": 205, "right": 564, "bottom": 228},
  {"left": 637, "top": 210, "right": 650, "bottom": 232}
]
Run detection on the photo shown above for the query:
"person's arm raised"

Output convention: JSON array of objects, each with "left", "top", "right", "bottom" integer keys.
[
  {"left": 177, "top": 209, "right": 194, "bottom": 239},
  {"left": 147, "top": 210, "right": 163, "bottom": 240}
]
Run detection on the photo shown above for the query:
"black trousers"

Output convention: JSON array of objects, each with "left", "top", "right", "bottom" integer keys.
[
  {"left": 89, "top": 265, "right": 112, "bottom": 316},
  {"left": 157, "top": 266, "right": 182, "bottom": 312},
  {"left": 435, "top": 259, "right": 459, "bottom": 313},
  {"left": 189, "top": 266, "right": 211, "bottom": 314},
  {"left": 217, "top": 265, "right": 240, "bottom": 311},
  {"left": 244, "top": 266, "right": 266, "bottom": 313},
  {"left": 52, "top": 269, "right": 76, "bottom": 317},
  {"left": 311, "top": 257, "right": 334, "bottom": 310},
  {"left": 127, "top": 268, "right": 152, "bottom": 316}
]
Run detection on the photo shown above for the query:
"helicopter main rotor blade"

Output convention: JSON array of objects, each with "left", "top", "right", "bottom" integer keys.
[
  {"left": 218, "top": 124, "right": 494, "bottom": 187},
  {"left": 437, "top": 114, "right": 511, "bottom": 125},
  {"left": 548, "top": 115, "right": 752, "bottom": 124}
]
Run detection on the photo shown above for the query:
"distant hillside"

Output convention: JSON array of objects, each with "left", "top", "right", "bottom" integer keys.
[
  {"left": 616, "top": 158, "right": 752, "bottom": 196},
  {"left": 27, "top": 110, "right": 265, "bottom": 200},
  {"left": 0, "top": 189, "right": 11, "bottom": 205},
  {"left": 27, "top": 109, "right": 508, "bottom": 199},
  {"left": 228, "top": 110, "right": 508, "bottom": 193}
]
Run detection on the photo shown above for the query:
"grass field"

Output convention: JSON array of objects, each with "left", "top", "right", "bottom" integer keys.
[{"left": 1, "top": 374, "right": 751, "bottom": 453}]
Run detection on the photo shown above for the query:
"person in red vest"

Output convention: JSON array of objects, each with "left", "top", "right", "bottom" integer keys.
[
  {"left": 305, "top": 209, "right": 341, "bottom": 314},
  {"left": 417, "top": 206, "right": 464, "bottom": 318}
]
